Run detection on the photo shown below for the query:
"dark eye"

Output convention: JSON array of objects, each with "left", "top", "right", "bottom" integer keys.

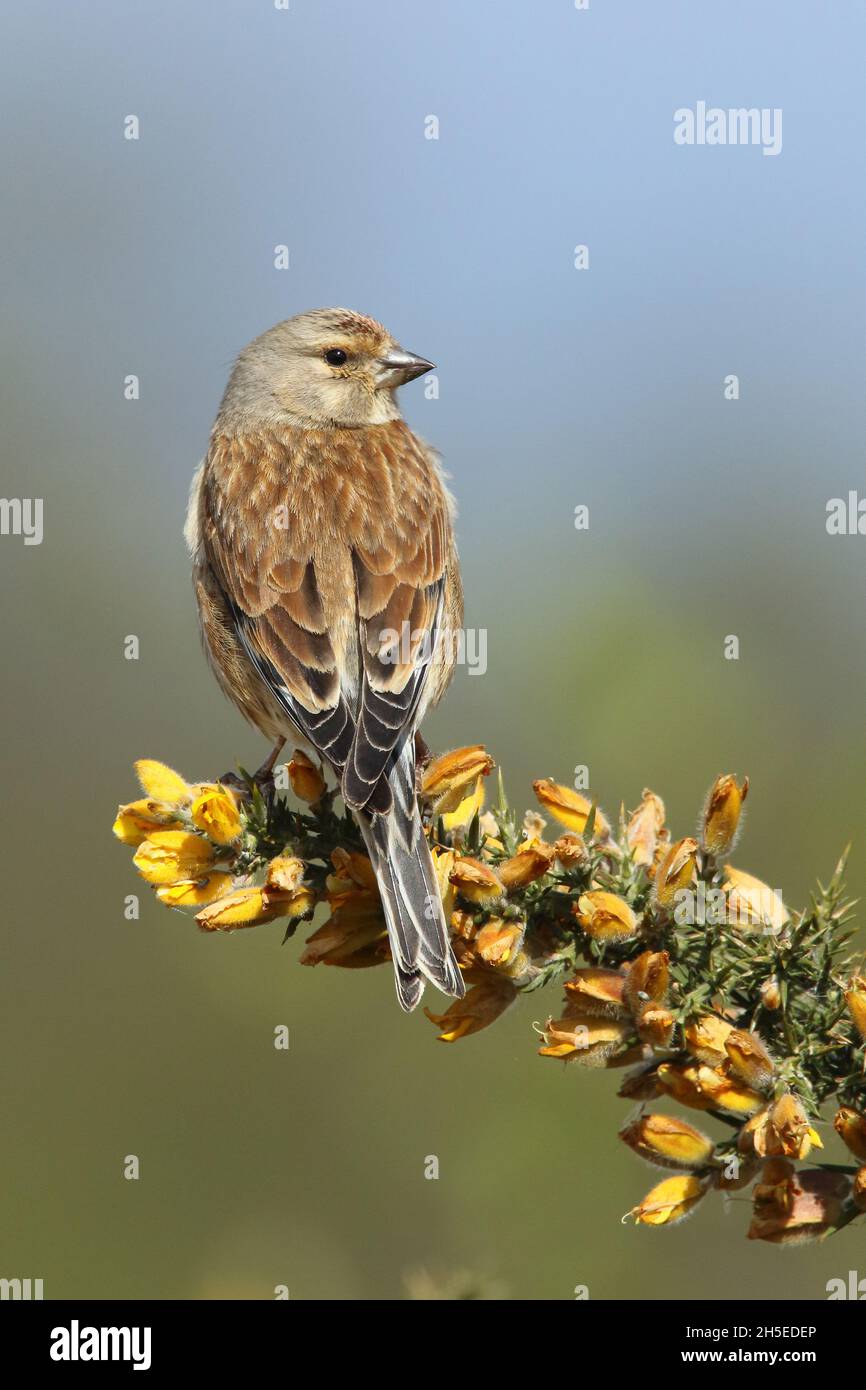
[{"left": 324, "top": 348, "right": 347, "bottom": 366}]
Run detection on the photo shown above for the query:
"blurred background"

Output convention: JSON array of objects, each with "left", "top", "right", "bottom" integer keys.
[{"left": 2, "top": 0, "right": 865, "bottom": 1299}]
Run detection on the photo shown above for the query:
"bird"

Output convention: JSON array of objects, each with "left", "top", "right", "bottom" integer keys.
[{"left": 185, "top": 308, "right": 466, "bottom": 1011}]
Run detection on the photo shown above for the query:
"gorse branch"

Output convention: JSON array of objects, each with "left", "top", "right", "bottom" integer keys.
[{"left": 112, "top": 748, "right": 866, "bottom": 1242}]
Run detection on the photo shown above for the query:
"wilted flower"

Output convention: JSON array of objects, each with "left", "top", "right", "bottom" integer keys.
[
  {"left": 575, "top": 891, "right": 638, "bottom": 944},
  {"left": 499, "top": 844, "right": 554, "bottom": 891},
  {"left": 301, "top": 895, "right": 388, "bottom": 967},
  {"left": 538, "top": 1012, "right": 632, "bottom": 1065},
  {"left": 684, "top": 1014, "right": 734, "bottom": 1067},
  {"left": 629, "top": 1174, "right": 709, "bottom": 1226},
  {"left": 623, "top": 951, "right": 669, "bottom": 1013},
  {"left": 449, "top": 856, "right": 503, "bottom": 904},
  {"left": 473, "top": 917, "right": 526, "bottom": 968},
  {"left": 626, "top": 789, "right": 666, "bottom": 868},
  {"left": 723, "top": 866, "right": 788, "bottom": 932},
  {"left": 552, "top": 833, "right": 587, "bottom": 869},
  {"left": 652, "top": 837, "right": 698, "bottom": 911},
  {"left": 854, "top": 1169, "right": 866, "bottom": 1211},
  {"left": 265, "top": 855, "right": 307, "bottom": 893},
  {"left": 759, "top": 976, "right": 781, "bottom": 1011},
  {"left": 739, "top": 1095, "right": 822, "bottom": 1160},
  {"left": 701, "top": 774, "right": 748, "bottom": 858},
  {"left": 426, "top": 979, "right": 516, "bottom": 1042},
  {"left": 563, "top": 967, "right": 627, "bottom": 1017},
  {"left": 619, "top": 1113, "right": 715, "bottom": 1171},
  {"left": 657, "top": 1061, "right": 764, "bottom": 1116},
  {"left": 748, "top": 1162, "right": 847, "bottom": 1244},
  {"left": 532, "top": 779, "right": 609, "bottom": 839}
]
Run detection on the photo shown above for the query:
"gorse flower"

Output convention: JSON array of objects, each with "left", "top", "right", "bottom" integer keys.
[{"left": 112, "top": 749, "right": 866, "bottom": 1244}]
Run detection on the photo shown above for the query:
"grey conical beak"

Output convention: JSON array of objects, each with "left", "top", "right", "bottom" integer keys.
[{"left": 376, "top": 347, "right": 435, "bottom": 388}]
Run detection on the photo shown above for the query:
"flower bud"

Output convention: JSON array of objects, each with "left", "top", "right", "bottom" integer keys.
[
  {"left": 701, "top": 774, "right": 748, "bottom": 857},
  {"left": 759, "top": 976, "right": 782, "bottom": 1011},
  {"left": 474, "top": 918, "right": 525, "bottom": 968},
  {"left": 636, "top": 1006, "right": 676, "bottom": 1050},
  {"left": 629, "top": 1174, "right": 708, "bottom": 1226},
  {"left": 619, "top": 1113, "right": 715, "bottom": 1171},
  {"left": 652, "top": 838, "right": 698, "bottom": 911},
  {"left": 623, "top": 951, "right": 669, "bottom": 1013},
  {"left": 265, "top": 855, "right": 307, "bottom": 893},
  {"left": 724, "top": 1029, "right": 775, "bottom": 1092},
  {"left": 287, "top": 750, "right": 326, "bottom": 804},
  {"left": 575, "top": 891, "right": 638, "bottom": 943},
  {"left": 134, "top": 759, "right": 191, "bottom": 805}
]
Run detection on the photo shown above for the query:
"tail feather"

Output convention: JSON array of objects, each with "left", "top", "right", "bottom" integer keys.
[{"left": 355, "top": 749, "right": 464, "bottom": 1012}]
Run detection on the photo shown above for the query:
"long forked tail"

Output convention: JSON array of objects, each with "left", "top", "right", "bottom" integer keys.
[{"left": 355, "top": 748, "right": 465, "bottom": 1011}]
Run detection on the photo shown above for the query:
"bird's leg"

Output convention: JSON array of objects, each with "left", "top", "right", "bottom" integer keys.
[
  {"left": 414, "top": 731, "right": 432, "bottom": 792},
  {"left": 253, "top": 738, "right": 286, "bottom": 804}
]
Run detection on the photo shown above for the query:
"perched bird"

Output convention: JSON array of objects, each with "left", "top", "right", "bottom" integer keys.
[{"left": 186, "top": 308, "right": 465, "bottom": 1010}]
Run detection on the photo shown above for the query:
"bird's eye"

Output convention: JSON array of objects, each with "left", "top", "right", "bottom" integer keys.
[{"left": 324, "top": 348, "right": 348, "bottom": 366}]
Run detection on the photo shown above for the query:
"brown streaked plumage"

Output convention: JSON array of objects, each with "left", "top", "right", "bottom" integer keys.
[{"left": 186, "top": 308, "right": 465, "bottom": 1010}]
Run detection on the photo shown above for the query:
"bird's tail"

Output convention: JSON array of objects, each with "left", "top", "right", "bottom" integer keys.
[{"left": 355, "top": 745, "right": 465, "bottom": 1011}]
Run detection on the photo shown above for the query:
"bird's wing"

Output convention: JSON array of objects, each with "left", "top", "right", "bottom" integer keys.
[
  {"left": 200, "top": 440, "right": 356, "bottom": 772},
  {"left": 341, "top": 494, "right": 449, "bottom": 813}
]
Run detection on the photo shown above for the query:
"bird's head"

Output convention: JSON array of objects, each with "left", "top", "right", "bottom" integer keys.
[{"left": 216, "top": 308, "right": 435, "bottom": 430}]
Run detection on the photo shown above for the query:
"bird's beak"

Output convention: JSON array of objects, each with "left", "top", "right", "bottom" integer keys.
[{"left": 375, "top": 347, "right": 435, "bottom": 388}]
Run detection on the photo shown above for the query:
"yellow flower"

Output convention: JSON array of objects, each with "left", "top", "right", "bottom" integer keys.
[
  {"left": 287, "top": 750, "right": 326, "bottom": 804},
  {"left": 652, "top": 837, "right": 698, "bottom": 912},
  {"left": 844, "top": 975, "right": 866, "bottom": 1041},
  {"left": 657, "top": 1061, "right": 764, "bottom": 1116},
  {"left": 196, "top": 883, "right": 315, "bottom": 931},
  {"left": 532, "top": 779, "right": 609, "bottom": 839},
  {"left": 563, "top": 967, "right": 627, "bottom": 1017},
  {"left": 112, "top": 798, "right": 183, "bottom": 847},
  {"left": 134, "top": 759, "right": 191, "bottom": 804},
  {"left": 449, "top": 857, "right": 503, "bottom": 904},
  {"left": 190, "top": 785, "right": 242, "bottom": 845},
  {"left": 156, "top": 874, "right": 234, "bottom": 908},
  {"left": 426, "top": 979, "right": 516, "bottom": 1041},
  {"left": 701, "top": 774, "right": 748, "bottom": 857},
  {"left": 626, "top": 789, "right": 666, "bottom": 867},
  {"left": 265, "top": 855, "right": 307, "bottom": 893},
  {"left": 498, "top": 844, "right": 554, "bottom": 891},
  {"left": 575, "top": 890, "right": 637, "bottom": 943},
  {"left": 442, "top": 777, "right": 486, "bottom": 831},
  {"left": 473, "top": 918, "right": 525, "bottom": 968},
  {"left": 724, "top": 1028, "right": 775, "bottom": 1092},
  {"left": 723, "top": 866, "right": 788, "bottom": 932},
  {"left": 630, "top": 1174, "right": 708, "bottom": 1226},
  {"left": 619, "top": 1113, "right": 715, "bottom": 1171},
  {"left": 684, "top": 1014, "right": 734, "bottom": 1066},
  {"left": 133, "top": 830, "right": 217, "bottom": 885},
  {"left": 833, "top": 1106, "right": 866, "bottom": 1161},
  {"left": 740, "top": 1095, "right": 822, "bottom": 1160},
  {"left": 538, "top": 1012, "right": 632, "bottom": 1064},
  {"left": 420, "top": 745, "right": 495, "bottom": 814}
]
